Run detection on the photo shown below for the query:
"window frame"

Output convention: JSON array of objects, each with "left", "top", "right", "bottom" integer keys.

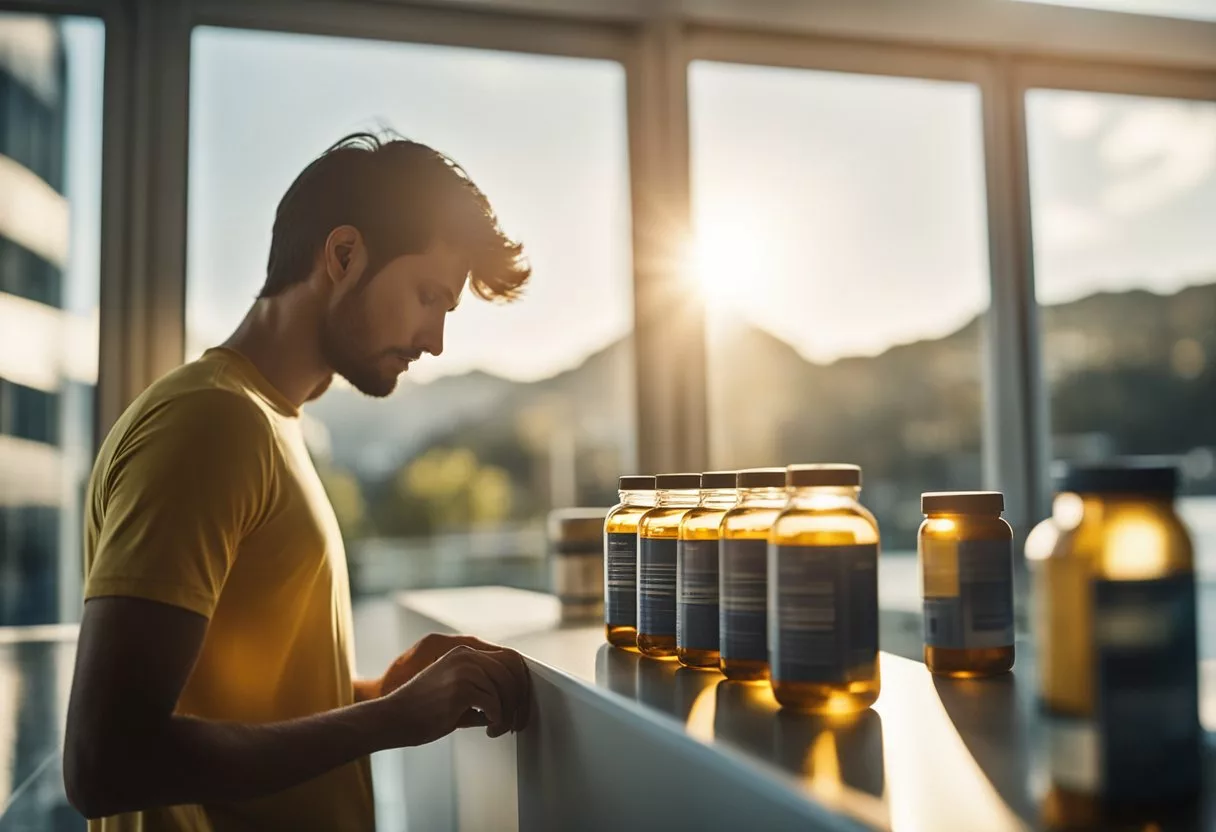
[
  {"left": 684, "top": 29, "right": 1040, "bottom": 535},
  {"left": 1, "top": 0, "right": 1214, "bottom": 589},
  {"left": 141, "top": 1, "right": 679, "bottom": 476},
  {"left": 1010, "top": 57, "right": 1216, "bottom": 508}
]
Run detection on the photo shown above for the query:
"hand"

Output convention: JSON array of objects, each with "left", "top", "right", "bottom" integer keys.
[
  {"left": 378, "top": 643, "right": 532, "bottom": 747},
  {"left": 377, "top": 633, "right": 519, "bottom": 697}
]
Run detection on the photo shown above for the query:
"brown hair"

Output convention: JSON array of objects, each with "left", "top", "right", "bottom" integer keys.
[{"left": 261, "top": 131, "right": 530, "bottom": 302}]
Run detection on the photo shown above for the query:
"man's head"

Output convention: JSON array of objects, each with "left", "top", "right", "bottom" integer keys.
[{"left": 261, "top": 132, "right": 530, "bottom": 397}]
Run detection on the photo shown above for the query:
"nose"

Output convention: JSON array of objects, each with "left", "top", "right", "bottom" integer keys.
[{"left": 419, "top": 315, "right": 445, "bottom": 358}]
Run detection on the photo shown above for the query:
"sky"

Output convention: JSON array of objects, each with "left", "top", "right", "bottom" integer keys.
[
  {"left": 1027, "top": 90, "right": 1216, "bottom": 304},
  {"left": 44, "top": 10, "right": 1216, "bottom": 384},
  {"left": 690, "top": 63, "right": 991, "bottom": 363},
  {"left": 186, "top": 28, "right": 632, "bottom": 384}
]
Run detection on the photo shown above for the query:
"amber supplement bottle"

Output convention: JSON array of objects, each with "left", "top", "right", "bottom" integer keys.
[
  {"left": 769, "top": 464, "right": 880, "bottom": 713},
  {"left": 676, "top": 471, "right": 738, "bottom": 669},
  {"left": 604, "top": 475, "right": 657, "bottom": 649},
  {"left": 637, "top": 473, "right": 701, "bottom": 658},
  {"left": 719, "top": 468, "right": 787, "bottom": 681},
  {"left": 1030, "top": 462, "right": 1199, "bottom": 825},
  {"left": 919, "top": 491, "right": 1014, "bottom": 677}
]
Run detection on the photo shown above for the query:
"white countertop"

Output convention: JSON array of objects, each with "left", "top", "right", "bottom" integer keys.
[{"left": 398, "top": 586, "right": 1216, "bottom": 831}]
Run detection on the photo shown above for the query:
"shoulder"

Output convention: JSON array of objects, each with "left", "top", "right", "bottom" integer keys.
[
  {"left": 120, "top": 385, "right": 275, "bottom": 460},
  {"left": 148, "top": 386, "right": 272, "bottom": 435},
  {"left": 106, "top": 383, "right": 277, "bottom": 490}
]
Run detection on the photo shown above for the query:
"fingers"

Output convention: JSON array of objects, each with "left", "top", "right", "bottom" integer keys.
[
  {"left": 456, "top": 708, "right": 488, "bottom": 729},
  {"left": 458, "top": 663, "right": 505, "bottom": 732},
  {"left": 429, "top": 638, "right": 529, "bottom": 719},
  {"left": 444, "top": 645, "right": 530, "bottom": 736},
  {"left": 463, "top": 650, "right": 520, "bottom": 735},
  {"left": 482, "top": 650, "right": 531, "bottom": 732},
  {"left": 415, "top": 640, "right": 531, "bottom": 741},
  {"left": 426, "top": 633, "right": 508, "bottom": 658}
]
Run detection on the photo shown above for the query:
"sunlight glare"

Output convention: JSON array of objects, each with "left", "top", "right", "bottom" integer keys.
[
  {"left": 687, "top": 218, "right": 768, "bottom": 309},
  {"left": 1105, "top": 513, "right": 1168, "bottom": 580},
  {"left": 685, "top": 685, "right": 717, "bottom": 743}
]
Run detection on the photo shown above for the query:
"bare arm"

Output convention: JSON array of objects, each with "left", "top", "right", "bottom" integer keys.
[{"left": 64, "top": 597, "right": 528, "bottom": 819}]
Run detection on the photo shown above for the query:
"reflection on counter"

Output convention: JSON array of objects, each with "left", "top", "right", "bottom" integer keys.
[
  {"left": 713, "top": 681, "right": 776, "bottom": 759},
  {"left": 595, "top": 642, "right": 893, "bottom": 827},
  {"left": 592, "top": 642, "right": 1216, "bottom": 831},
  {"left": 774, "top": 707, "right": 888, "bottom": 827},
  {"left": 594, "top": 642, "right": 638, "bottom": 701},
  {"left": 634, "top": 650, "right": 719, "bottom": 725},
  {"left": 403, "top": 588, "right": 1216, "bottom": 832},
  {"left": 774, "top": 709, "right": 884, "bottom": 800}
]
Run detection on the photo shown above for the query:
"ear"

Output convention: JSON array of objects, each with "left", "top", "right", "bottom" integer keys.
[{"left": 323, "top": 225, "right": 365, "bottom": 286}]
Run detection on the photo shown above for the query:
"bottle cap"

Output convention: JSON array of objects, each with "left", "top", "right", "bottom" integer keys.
[
  {"left": 1058, "top": 459, "right": 1178, "bottom": 497},
  {"left": 655, "top": 473, "right": 702, "bottom": 490},
  {"left": 922, "top": 491, "right": 1004, "bottom": 514},
  {"left": 787, "top": 464, "right": 861, "bottom": 488},
  {"left": 700, "top": 471, "right": 738, "bottom": 489},
  {"left": 737, "top": 468, "right": 786, "bottom": 488},
  {"left": 618, "top": 475, "right": 656, "bottom": 491}
]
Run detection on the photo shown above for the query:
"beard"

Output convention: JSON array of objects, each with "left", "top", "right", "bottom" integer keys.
[{"left": 319, "top": 296, "right": 400, "bottom": 398}]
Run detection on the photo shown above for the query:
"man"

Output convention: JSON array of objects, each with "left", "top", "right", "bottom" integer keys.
[{"left": 64, "top": 133, "right": 533, "bottom": 830}]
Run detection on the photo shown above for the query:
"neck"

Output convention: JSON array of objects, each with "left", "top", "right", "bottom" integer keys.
[{"left": 221, "top": 287, "right": 333, "bottom": 409}]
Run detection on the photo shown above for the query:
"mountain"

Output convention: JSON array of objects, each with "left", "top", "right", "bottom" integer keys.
[
  {"left": 1043, "top": 283, "right": 1216, "bottom": 459},
  {"left": 1041, "top": 284, "right": 1216, "bottom": 383},
  {"left": 305, "top": 369, "right": 517, "bottom": 477},
  {"left": 311, "top": 279, "right": 1216, "bottom": 543},
  {"left": 305, "top": 333, "right": 638, "bottom": 482}
]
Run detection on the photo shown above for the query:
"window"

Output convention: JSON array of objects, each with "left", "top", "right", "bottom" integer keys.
[
  {"left": 1026, "top": 88, "right": 1216, "bottom": 542},
  {"left": 689, "top": 61, "right": 991, "bottom": 554},
  {"left": 0, "top": 13, "right": 102, "bottom": 625},
  {"left": 1010, "top": 0, "right": 1216, "bottom": 21},
  {"left": 186, "top": 27, "right": 634, "bottom": 594}
]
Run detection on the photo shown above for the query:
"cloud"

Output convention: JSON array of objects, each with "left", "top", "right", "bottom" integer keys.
[
  {"left": 1100, "top": 101, "right": 1216, "bottom": 216},
  {"left": 1048, "top": 94, "right": 1105, "bottom": 140},
  {"left": 1038, "top": 201, "right": 1109, "bottom": 250}
]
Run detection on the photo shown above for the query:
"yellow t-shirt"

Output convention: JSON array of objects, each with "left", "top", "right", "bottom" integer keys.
[{"left": 83, "top": 347, "right": 375, "bottom": 832}]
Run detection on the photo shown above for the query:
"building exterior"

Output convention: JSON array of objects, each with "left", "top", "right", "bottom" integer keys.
[{"left": 0, "top": 15, "right": 88, "bottom": 626}]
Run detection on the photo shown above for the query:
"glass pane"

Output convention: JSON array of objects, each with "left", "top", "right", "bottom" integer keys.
[
  {"left": 187, "top": 28, "right": 634, "bottom": 595},
  {"left": 1026, "top": 89, "right": 1216, "bottom": 551},
  {"left": 1010, "top": 0, "right": 1216, "bottom": 21},
  {"left": 0, "top": 14, "right": 103, "bottom": 625},
  {"left": 690, "top": 61, "right": 991, "bottom": 557}
]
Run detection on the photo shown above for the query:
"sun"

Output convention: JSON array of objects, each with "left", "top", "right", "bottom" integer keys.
[{"left": 685, "top": 218, "right": 766, "bottom": 309}]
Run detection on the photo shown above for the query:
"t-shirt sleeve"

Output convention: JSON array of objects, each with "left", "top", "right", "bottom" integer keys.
[{"left": 85, "top": 388, "right": 277, "bottom": 618}]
